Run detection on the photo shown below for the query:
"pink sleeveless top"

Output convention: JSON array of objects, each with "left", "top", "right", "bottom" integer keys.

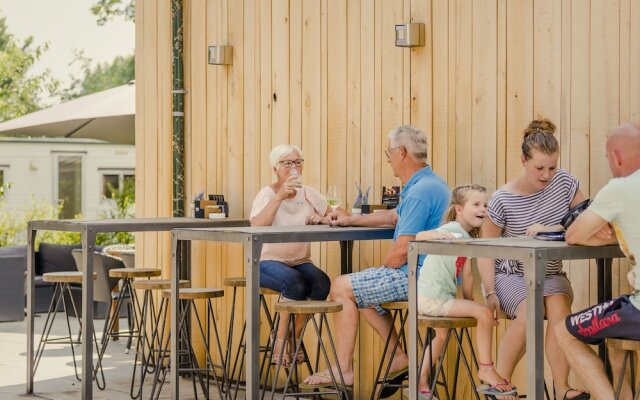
[{"left": 250, "top": 185, "right": 327, "bottom": 265}]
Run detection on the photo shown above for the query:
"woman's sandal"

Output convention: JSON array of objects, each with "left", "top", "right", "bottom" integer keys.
[
  {"left": 289, "top": 334, "right": 307, "bottom": 364},
  {"left": 270, "top": 331, "right": 291, "bottom": 367},
  {"left": 476, "top": 361, "right": 517, "bottom": 397},
  {"left": 300, "top": 370, "right": 353, "bottom": 390}
]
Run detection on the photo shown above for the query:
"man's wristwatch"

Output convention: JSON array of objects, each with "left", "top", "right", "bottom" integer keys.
[{"left": 484, "top": 290, "right": 496, "bottom": 300}]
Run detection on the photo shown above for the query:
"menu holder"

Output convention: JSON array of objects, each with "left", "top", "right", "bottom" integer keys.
[
  {"left": 382, "top": 186, "right": 400, "bottom": 209},
  {"left": 194, "top": 200, "right": 216, "bottom": 218},
  {"left": 207, "top": 194, "right": 229, "bottom": 217}
]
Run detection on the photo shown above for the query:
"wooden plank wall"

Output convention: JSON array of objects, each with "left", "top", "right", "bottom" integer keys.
[{"left": 136, "top": 0, "right": 640, "bottom": 397}]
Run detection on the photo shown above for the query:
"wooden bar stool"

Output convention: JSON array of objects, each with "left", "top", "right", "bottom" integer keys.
[
  {"left": 418, "top": 315, "right": 481, "bottom": 400},
  {"left": 371, "top": 301, "right": 410, "bottom": 399},
  {"left": 97, "top": 266, "right": 161, "bottom": 365},
  {"left": 128, "top": 278, "right": 190, "bottom": 399},
  {"left": 222, "top": 277, "right": 279, "bottom": 399},
  {"left": 34, "top": 271, "right": 105, "bottom": 389},
  {"left": 606, "top": 338, "right": 640, "bottom": 400},
  {"left": 268, "top": 300, "right": 349, "bottom": 400},
  {"left": 150, "top": 288, "right": 230, "bottom": 400}
]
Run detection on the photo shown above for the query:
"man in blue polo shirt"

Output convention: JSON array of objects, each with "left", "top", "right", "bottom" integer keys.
[{"left": 303, "top": 125, "right": 450, "bottom": 390}]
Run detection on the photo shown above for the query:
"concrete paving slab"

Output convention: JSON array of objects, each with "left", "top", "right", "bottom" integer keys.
[{"left": 0, "top": 315, "right": 237, "bottom": 399}]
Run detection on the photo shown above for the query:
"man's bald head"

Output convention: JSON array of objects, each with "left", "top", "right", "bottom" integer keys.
[{"left": 606, "top": 123, "right": 640, "bottom": 177}]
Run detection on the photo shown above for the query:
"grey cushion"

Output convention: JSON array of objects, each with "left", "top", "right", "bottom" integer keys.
[{"left": 36, "top": 243, "right": 82, "bottom": 275}]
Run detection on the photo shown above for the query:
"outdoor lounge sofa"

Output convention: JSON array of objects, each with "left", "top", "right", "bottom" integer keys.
[{"left": 0, "top": 243, "right": 86, "bottom": 317}]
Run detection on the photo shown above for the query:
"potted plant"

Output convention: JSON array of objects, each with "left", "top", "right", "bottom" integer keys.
[{"left": 352, "top": 183, "right": 370, "bottom": 216}]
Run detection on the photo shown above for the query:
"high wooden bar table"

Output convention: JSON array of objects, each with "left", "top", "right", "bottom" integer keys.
[
  {"left": 406, "top": 237, "right": 624, "bottom": 400},
  {"left": 169, "top": 225, "right": 395, "bottom": 400},
  {"left": 26, "top": 217, "right": 248, "bottom": 400}
]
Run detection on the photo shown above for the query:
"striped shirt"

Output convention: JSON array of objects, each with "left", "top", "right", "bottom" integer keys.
[{"left": 488, "top": 169, "right": 579, "bottom": 275}]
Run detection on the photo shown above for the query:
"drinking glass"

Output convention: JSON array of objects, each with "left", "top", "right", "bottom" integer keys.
[{"left": 326, "top": 185, "right": 341, "bottom": 211}]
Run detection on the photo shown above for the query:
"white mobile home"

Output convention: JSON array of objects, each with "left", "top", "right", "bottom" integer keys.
[{"left": 0, "top": 137, "right": 135, "bottom": 219}]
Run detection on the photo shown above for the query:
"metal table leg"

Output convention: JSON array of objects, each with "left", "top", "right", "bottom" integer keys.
[
  {"left": 339, "top": 240, "right": 354, "bottom": 275},
  {"left": 245, "top": 235, "right": 263, "bottom": 399},
  {"left": 597, "top": 258, "right": 613, "bottom": 375},
  {"left": 525, "top": 251, "right": 546, "bottom": 398},
  {"left": 407, "top": 245, "right": 420, "bottom": 400},
  {"left": 26, "top": 225, "right": 37, "bottom": 394}
]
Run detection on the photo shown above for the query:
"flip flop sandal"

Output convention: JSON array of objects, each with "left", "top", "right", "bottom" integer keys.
[
  {"left": 380, "top": 367, "right": 409, "bottom": 398},
  {"left": 476, "top": 381, "right": 517, "bottom": 396},
  {"left": 562, "top": 388, "right": 591, "bottom": 400}
]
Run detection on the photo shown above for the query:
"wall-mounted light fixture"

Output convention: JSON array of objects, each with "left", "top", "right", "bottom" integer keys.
[
  {"left": 395, "top": 23, "right": 425, "bottom": 47},
  {"left": 208, "top": 45, "right": 233, "bottom": 65}
]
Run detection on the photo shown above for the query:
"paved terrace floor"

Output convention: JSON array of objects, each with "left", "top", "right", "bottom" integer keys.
[{"left": 0, "top": 314, "right": 241, "bottom": 399}]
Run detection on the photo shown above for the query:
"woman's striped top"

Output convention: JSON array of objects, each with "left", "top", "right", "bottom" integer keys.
[{"left": 488, "top": 169, "right": 579, "bottom": 275}]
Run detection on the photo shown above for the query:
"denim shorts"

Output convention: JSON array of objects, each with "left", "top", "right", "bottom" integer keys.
[{"left": 349, "top": 266, "right": 408, "bottom": 315}]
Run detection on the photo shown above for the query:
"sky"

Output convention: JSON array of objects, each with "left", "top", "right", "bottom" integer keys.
[{"left": 0, "top": 0, "right": 135, "bottom": 104}]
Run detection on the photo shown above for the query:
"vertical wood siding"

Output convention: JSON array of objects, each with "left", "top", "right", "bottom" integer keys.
[{"left": 137, "top": 0, "right": 640, "bottom": 396}]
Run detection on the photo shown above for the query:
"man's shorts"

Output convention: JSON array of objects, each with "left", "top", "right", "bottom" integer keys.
[
  {"left": 349, "top": 266, "right": 408, "bottom": 315},
  {"left": 565, "top": 295, "right": 640, "bottom": 345}
]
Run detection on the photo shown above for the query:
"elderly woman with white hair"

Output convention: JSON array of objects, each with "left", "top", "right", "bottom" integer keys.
[{"left": 250, "top": 144, "right": 335, "bottom": 366}]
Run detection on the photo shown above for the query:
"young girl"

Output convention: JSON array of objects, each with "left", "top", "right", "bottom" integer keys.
[{"left": 411, "top": 185, "right": 516, "bottom": 399}]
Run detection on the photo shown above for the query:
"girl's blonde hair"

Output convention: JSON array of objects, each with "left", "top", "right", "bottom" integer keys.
[{"left": 444, "top": 184, "right": 487, "bottom": 238}]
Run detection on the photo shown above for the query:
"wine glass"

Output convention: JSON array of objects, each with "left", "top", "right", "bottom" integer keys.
[{"left": 326, "top": 185, "right": 341, "bottom": 212}]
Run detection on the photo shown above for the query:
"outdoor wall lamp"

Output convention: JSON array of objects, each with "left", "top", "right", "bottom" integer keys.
[
  {"left": 208, "top": 45, "right": 233, "bottom": 65},
  {"left": 395, "top": 23, "right": 425, "bottom": 47}
]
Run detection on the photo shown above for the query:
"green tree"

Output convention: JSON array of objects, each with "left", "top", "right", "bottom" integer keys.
[
  {"left": 61, "top": 52, "right": 134, "bottom": 100},
  {"left": 91, "top": 0, "right": 135, "bottom": 25},
  {"left": 0, "top": 16, "right": 58, "bottom": 122}
]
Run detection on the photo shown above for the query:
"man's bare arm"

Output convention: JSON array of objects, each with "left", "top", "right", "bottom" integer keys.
[
  {"left": 565, "top": 210, "right": 618, "bottom": 246},
  {"left": 382, "top": 234, "right": 413, "bottom": 268},
  {"left": 330, "top": 209, "right": 396, "bottom": 228}
]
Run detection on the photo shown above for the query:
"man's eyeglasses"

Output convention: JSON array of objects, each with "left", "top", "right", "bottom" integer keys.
[
  {"left": 385, "top": 146, "right": 403, "bottom": 159},
  {"left": 278, "top": 159, "right": 305, "bottom": 168}
]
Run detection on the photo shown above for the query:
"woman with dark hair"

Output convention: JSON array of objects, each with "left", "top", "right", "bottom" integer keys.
[{"left": 478, "top": 119, "right": 590, "bottom": 399}]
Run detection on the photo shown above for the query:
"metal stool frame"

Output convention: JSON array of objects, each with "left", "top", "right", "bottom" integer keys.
[
  {"left": 608, "top": 339, "right": 640, "bottom": 400},
  {"left": 419, "top": 319, "right": 480, "bottom": 400},
  {"left": 224, "top": 285, "right": 277, "bottom": 399},
  {"left": 130, "top": 279, "right": 189, "bottom": 399},
  {"left": 34, "top": 274, "right": 105, "bottom": 390},
  {"left": 371, "top": 303, "right": 410, "bottom": 399},
  {"left": 151, "top": 291, "right": 231, "bottom": 400},
  {"left": 264, "top": 303, "right": 349, "bottom": 400}
]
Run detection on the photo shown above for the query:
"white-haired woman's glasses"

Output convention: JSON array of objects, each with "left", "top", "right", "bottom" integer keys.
[{"left": 279, "top": 159, "right": 305, "bottom": 168}]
